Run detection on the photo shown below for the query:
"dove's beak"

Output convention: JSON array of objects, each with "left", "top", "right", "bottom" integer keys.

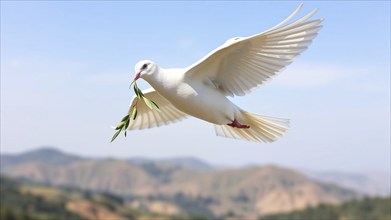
[{"left": 132, "top": 71, "right": 141, "bottom": 84}]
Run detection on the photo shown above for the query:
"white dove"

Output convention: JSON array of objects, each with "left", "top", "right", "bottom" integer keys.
[{"left": 127, "top": 4, "right": 323, "bottom": 143}]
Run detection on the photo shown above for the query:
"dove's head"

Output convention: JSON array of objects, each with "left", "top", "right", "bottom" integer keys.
[{"left": 133, "top": 60, "right": 157, "bottom": 83}]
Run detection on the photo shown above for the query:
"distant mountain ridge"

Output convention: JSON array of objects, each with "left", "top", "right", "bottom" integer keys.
[
  {"left": 0, "top": 147, "right": 82, "bottom": 169},
  {"left": 2, "top": 147, "right": 388, "bottom": 196},
  {"left": 1, "top": 147, "right": 212, "bottom": 171},
  {"left": 303, "top": 170, "right": 391, "bottom": 196},
  {"left": 128, "top": 156, "right": 213, "bottom": 171},
  {"left": 0, "top": 147, "right": 361, "bottom": 217}
]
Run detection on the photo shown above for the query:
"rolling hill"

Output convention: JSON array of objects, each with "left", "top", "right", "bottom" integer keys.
[
  {"left": 0, "top": 176, "right": 85, "bottom": 220},
  {"left": 304, "top": 170, "right": 391, "bottom": 196},
  {"left": 1, "top": 147, "right": 361, "bottom": 217},
  {"left": 0, "top": 147, "right": 82, "bottom": 169},
  {"left": 260, "top": 196, "right": 391, "bottom": 220},
  {"left": 3, "top": 175, "right": 388, "bottom": 220},
  {"left": 0, "top": 175, "right": 183, "bottom": 220}
]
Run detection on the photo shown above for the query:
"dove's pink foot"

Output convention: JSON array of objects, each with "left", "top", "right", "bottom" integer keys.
[{"left": 227, "top": 119, "right": 250, "bottom": 129}]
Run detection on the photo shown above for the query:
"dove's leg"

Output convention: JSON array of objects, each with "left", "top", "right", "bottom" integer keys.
[{"left": 227, "top": 119, "right": 250, "bottom": 129}]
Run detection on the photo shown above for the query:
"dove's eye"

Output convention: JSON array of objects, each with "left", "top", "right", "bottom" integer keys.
[{"left": 141, "top": 63, "right": 148, "bottom": 70}]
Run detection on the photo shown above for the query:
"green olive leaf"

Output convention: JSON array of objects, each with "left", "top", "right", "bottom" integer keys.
[
  {"left": 115, "top": 121, "right": 125, "bottom": 130},
  {"left": 121, "top": 114, "right": 130, "bottom": 122},
  {"left": 134, "top": 82, "right": 144, "bottom": 99},
  {"left": 131, "top": 107, "right": 138, "bottom": 120},
  {"left": 125, "top": 116, "right": 131, "bottom": 129},
  {"left": 133, "top": 84, "right": 140, "bottom": 98},
  {"left": 112, "top": 113, "right": 131, "bottom": 142},
  {"left": 149, "top": 99, "right": 160, "bottom": 112},
  {"left": 112, "top": 81, "right": 161, "bottom": 143},
  {"left": 143, "top": 97, "right": 155, "bottom": 110},
  {"left": 111, "top": 129, "right": 122, "bottom": 142}
]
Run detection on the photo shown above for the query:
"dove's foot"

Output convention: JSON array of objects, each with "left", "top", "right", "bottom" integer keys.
[{"left": 227, "top": 119, "right": 250, "bottom": 129}]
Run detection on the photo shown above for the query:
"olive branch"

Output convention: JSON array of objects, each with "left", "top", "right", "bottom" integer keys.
[{"left": 111, "top": 82, "right": 160, "bottom": 142}]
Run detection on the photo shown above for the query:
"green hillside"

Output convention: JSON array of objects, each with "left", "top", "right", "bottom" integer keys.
[
  {"left": 0, "top": 175, "right": 209, "bottom": 219},
  {"left": 260, "top": 196, "right": 391, "bottom": 220},
  {"left": 0, "top": 176, "right": 85, "bottom": 220}
]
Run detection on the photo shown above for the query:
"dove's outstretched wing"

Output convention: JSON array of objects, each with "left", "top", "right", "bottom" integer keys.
[{"left": 185, "top": 4, "right": 323, "bottom": 97}]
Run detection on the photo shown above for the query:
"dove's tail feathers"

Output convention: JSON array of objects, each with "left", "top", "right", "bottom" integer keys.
[{"left": 213, "top": 112, "right": 289, "bottom": 143}]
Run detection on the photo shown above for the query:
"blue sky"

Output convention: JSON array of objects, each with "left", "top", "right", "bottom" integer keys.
[{"left": 1, "top": 1, "right": 390, "bottom": 173}]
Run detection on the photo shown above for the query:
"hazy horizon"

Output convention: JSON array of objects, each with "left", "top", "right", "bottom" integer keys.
[
  {"left": 1, "top": 2, "right": 390, "bottom": 173},
  {"left": 2, "top": 145, "right": 390, "bottom": 175}
]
